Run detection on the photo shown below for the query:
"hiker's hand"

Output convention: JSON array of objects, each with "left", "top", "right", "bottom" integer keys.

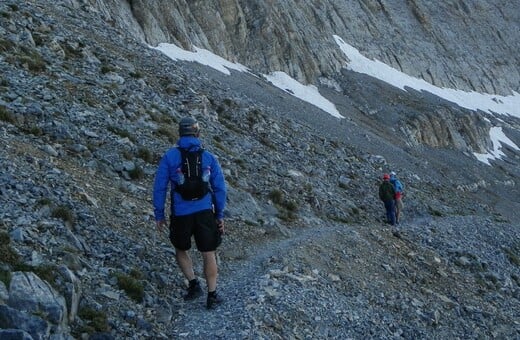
[
  {"left": 156, "top": 220, "right": 167, "bottom": 234},
  {"left": 216, "top": 219, "right": 224, "bottom": 235}
]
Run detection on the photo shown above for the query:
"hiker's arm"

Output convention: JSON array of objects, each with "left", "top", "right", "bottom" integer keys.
[
  {"left": 210, "top": 157, "right": 226, "bottom": 220},
  {"left": 153, "top": 155, "right": 170, "bottom": 221},
  {"left": 216, "top": 218, "right": 224, "bottom": 235},
  {"left": 156, "top": 220, "right": 167, "bottom": 233}
]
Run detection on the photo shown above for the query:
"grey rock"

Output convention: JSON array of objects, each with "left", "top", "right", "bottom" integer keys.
[
  {"left": 42, "top": 145, "right": 59, "bottom": 157},
  {"left": 88, "top": 333, "right": 116, "bottom": 340},
  {"left": 10, "top": 227, "right": 25, "bottom": 242},
  {"left": 101, "top": 0, "right": 520, "bottom": 95},
  {"left": 57, "top": 266, "right": 82, "bottom": 323},
  {"left": 8, "top": 272, "right": 68, "bottom": 327},
  {"left": 0, "top": 305, "right": 49, "bottom": 340},
  {"left": 0, "top": 280, "right": 8, "bottom": 302},
  {"left": 0, "top": 329, "right": 34, "bottom": 340}
]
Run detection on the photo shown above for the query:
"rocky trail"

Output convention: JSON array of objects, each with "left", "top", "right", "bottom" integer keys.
[
  {"left": 142, "top": 214, "right": 520, "bottom": 339},
  {"left": 170, "top": 222, "right": 348, "bottom": 339}
]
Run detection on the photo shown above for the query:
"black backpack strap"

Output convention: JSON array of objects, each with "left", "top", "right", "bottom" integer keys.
[
  {"left": 178, "top": 147, "right": 187, "bottom": 166},
  {"left": 177, "top": 147, "right": 204, "bottom": 156},
  {"left": 177, "top": 147, "right": 205, "bottom": 178}
]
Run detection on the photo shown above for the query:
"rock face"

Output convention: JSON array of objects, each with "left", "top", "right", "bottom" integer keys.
[
  {"left": 403, "top": 108, "right": 491, "bottom": 151},
  {"left": 87, "top": 0, "right": 520, "bottom": 157},
  {"left": 94, "top": 0, "right": 520, "bottom": 95},
  {"left": 8, "top": 272, "right": 67, "bottom": 326}
]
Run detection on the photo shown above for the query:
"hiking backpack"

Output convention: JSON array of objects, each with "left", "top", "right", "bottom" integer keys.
[
  {"left": 175, "top": 148, "right": 210, "bottom": 200},
  {"left": 379, "top": 181, "right": 395, "bottom": 202}
]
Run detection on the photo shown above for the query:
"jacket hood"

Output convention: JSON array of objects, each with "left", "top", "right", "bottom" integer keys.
[{"left": 177, "top": 136, "right": 201, "bottom": 151}]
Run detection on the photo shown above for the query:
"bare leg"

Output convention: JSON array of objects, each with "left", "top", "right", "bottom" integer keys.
[
  {"left": 396, "top": 199, "right": 402, "bottom": 223},
  {"left": 201, "top": 251, "right": 218, "bottom": 292},
  {"left": 175, "top": 249, "right": 196, "bottom": 281}
]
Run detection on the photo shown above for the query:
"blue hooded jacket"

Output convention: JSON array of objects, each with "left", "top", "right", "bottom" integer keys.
[{"left": 153, "top": 136, "right": 226, "bottom": 221}]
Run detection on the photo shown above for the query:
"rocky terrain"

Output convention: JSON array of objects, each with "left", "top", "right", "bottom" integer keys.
[{"left": 0, "top": 0, "right": 519, "bottom": 339}]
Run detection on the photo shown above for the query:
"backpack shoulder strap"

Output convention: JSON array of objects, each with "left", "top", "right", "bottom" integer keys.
[
  {"left": 176, "top": 146, "right": 186, "bottom": 156},
  {"left": 176, "top": 147, "right": 187, "bottom": 166},
  {"left": 177, "top": 147, "right": 205, "bottom": 166}
]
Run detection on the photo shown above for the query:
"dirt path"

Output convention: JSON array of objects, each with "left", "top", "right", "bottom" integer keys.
[{"left": 164, "top": 223, "right": 347, "bottom": 338}]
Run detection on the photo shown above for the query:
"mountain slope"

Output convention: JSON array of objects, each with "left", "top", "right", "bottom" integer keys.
[{"left": 0, "top": 1, "right": 518, "bottom": 339}]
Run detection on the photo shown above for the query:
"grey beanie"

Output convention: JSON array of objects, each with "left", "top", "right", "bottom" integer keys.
[{"left": 178, "top": 117, "right": 200, "bottom": 136}]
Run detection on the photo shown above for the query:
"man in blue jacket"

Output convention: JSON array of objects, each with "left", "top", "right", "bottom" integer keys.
[{"left": 153, "top": 117, "right": 227, "bottom": 309}]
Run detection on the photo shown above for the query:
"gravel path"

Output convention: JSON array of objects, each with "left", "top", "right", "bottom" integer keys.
[
  {"left": 166, "top": 225, "right": 341, "bottom": 339},
  {"left": 152, "top": 214, "right": 520, "bottom": 339}
]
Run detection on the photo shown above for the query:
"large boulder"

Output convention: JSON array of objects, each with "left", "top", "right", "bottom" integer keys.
[
  {"left": 8, "top": 272, "right": 68, "bottom": 327},
  {"left": 0, "top": 304, "right": 49, "bottom": 340}
]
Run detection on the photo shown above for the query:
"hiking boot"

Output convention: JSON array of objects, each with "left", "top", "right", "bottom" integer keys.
[
  {"left": 183, "top": 281, "right": 203, "bottom": 301},
  {"left": 206, "top": 292, "right": 224, "bottom": 309}
]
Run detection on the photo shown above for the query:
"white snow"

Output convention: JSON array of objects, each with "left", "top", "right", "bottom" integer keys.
[
  {"left": 152, "top": 37, "right": 519, "bottom": 165},
  {"left": 333, "top": 35, "right": 520, "bottom": 119},
  {"left": 333, "top": 35, "right": 519, "bottom": 165},
  {"left": 153, "top": 43, "right": 249, "bottom": 75},
  {"left": 152, "top": 43, "right": 342, "bottom": 118},
  {"left": 263, "top": 71, "right": 343, "bottom": 118},
  {"left": 473, "top": 127, "right": 520, "bottom": 165}
]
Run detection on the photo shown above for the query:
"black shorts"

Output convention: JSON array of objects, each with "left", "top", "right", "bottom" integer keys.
[{"left": 169, "top": 209, "right": 221, "bottom": 252}]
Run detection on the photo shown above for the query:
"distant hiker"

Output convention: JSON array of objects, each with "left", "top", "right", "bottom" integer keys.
[
  {"left": 379, "top": 173, "right": 396, "bottom": 226},
  {"left": 390, "top": 171, "right": 404, "bottom": 224},
  {"left": 153, "top": 116, "right": 227, "bottom": 309}
]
